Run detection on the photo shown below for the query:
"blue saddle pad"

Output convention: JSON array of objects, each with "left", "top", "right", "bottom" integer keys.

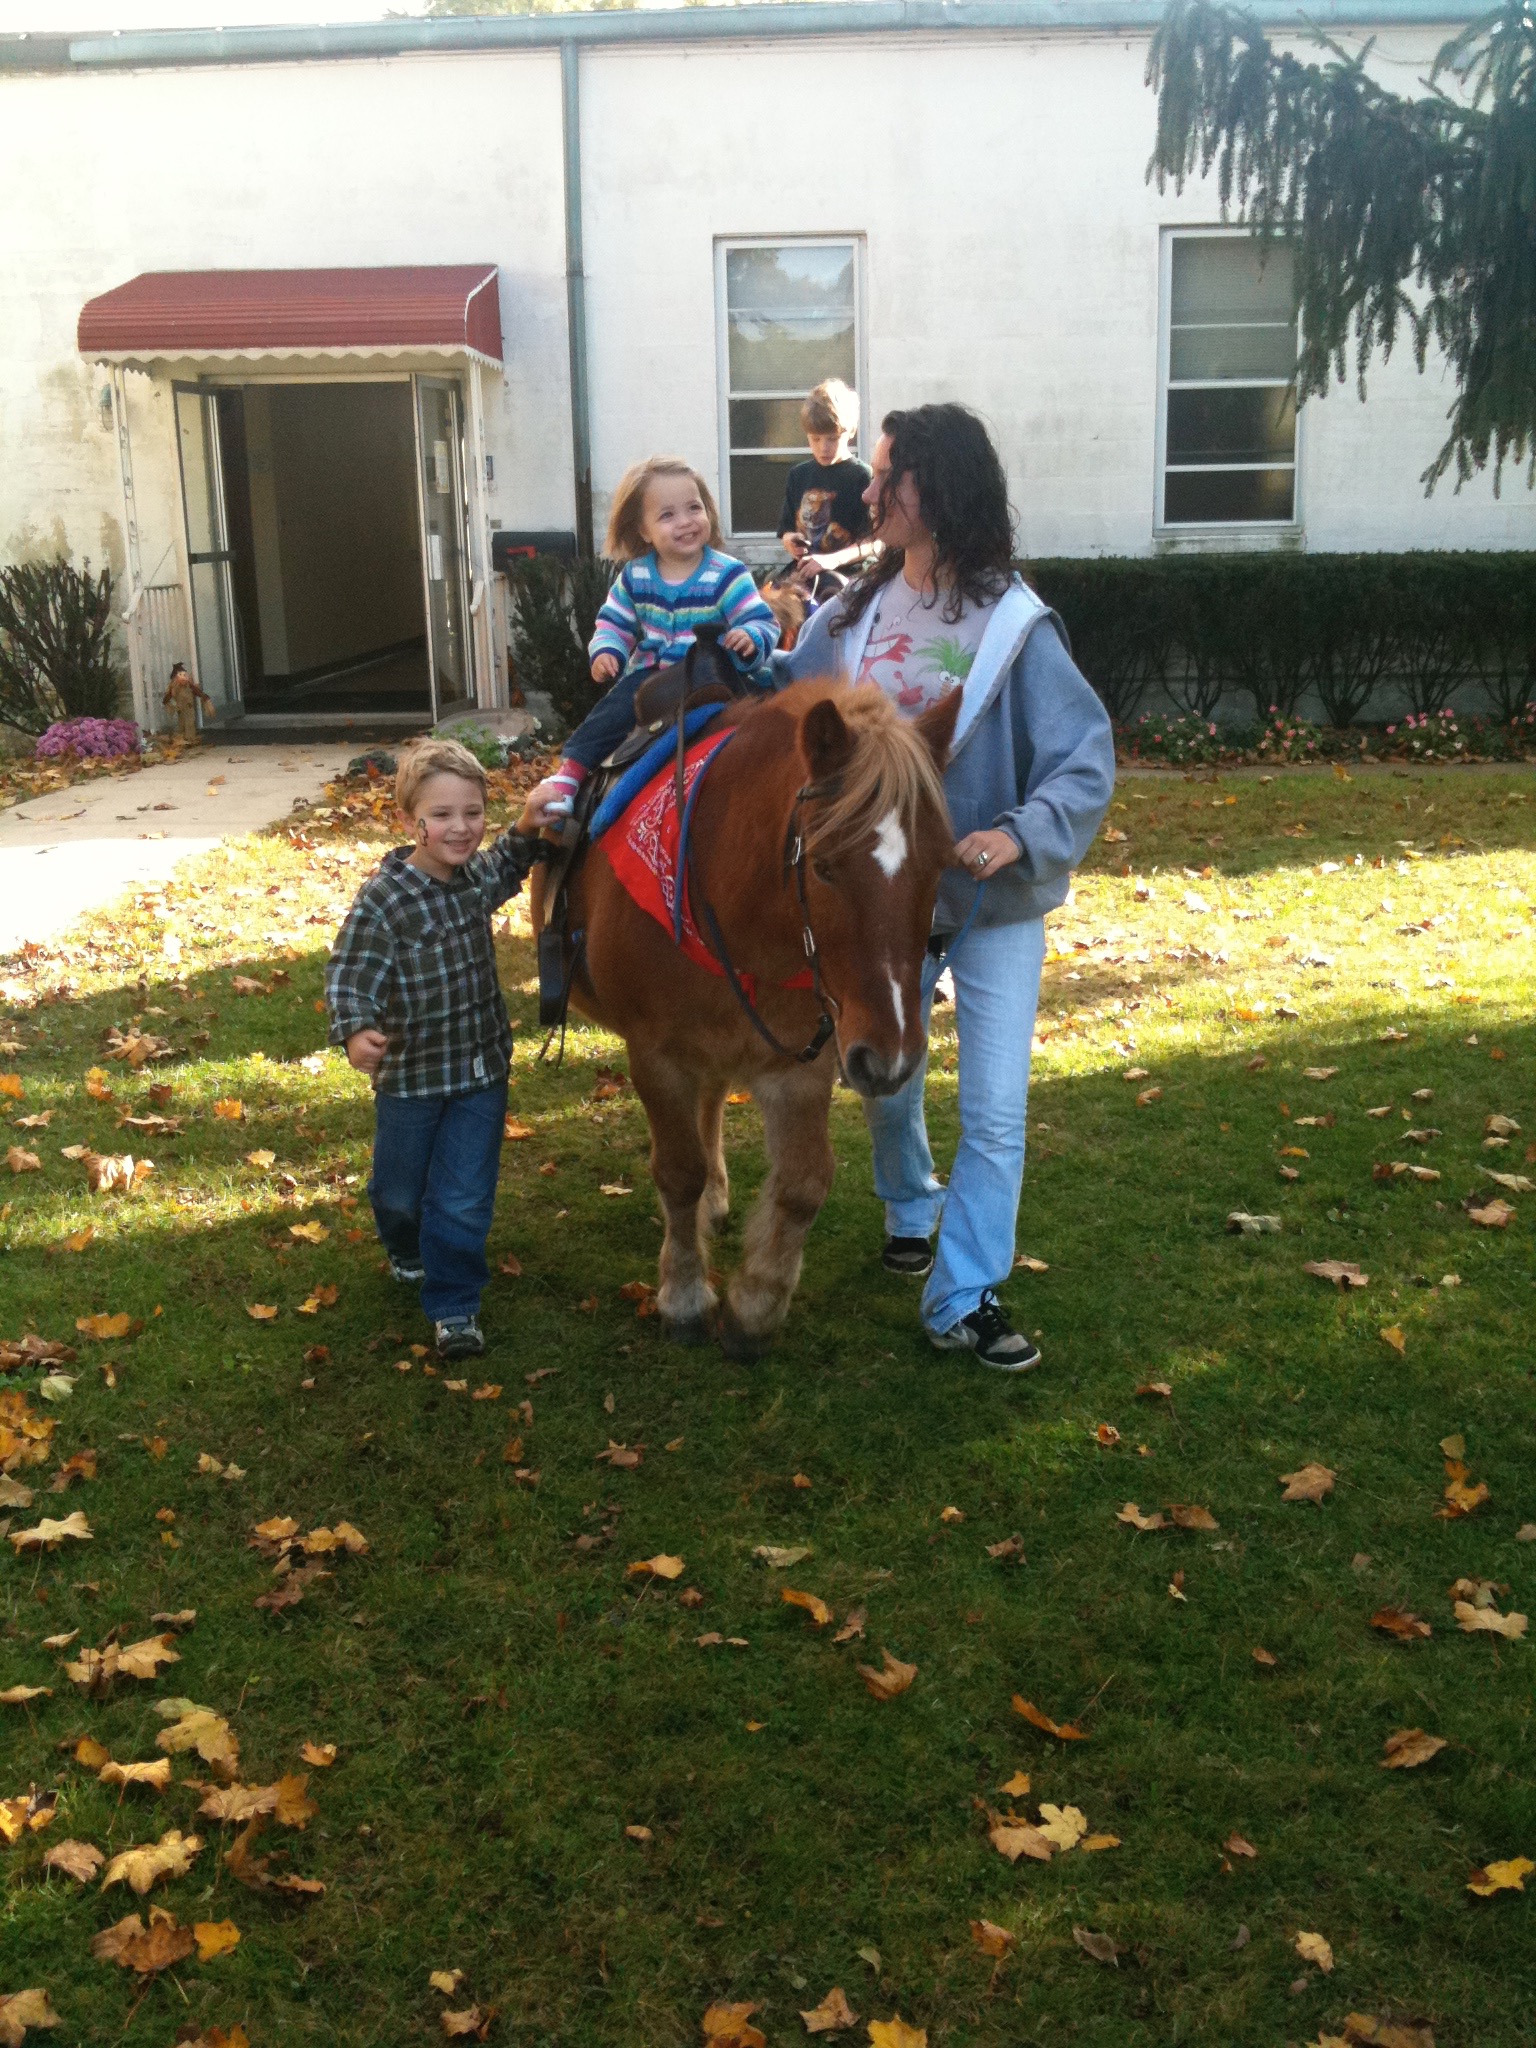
[{"left": 590, "top": 703, "right": 729, "bottom": 840}]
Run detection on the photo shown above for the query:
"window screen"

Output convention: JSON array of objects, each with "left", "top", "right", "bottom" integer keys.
[
  {"left": 1162, "top": 235, "right": 1297, "bottom": 527},
  {"left": 719, "top": 241, "right": 860, "bottom": 536}
]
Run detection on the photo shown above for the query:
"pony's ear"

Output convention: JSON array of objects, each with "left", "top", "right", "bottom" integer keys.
[
  {"left": 914, "top": 686, "right": 962, "bottom": 768},
  {"left": 800, "top": 696, "right": 855, "bottom": 785}
]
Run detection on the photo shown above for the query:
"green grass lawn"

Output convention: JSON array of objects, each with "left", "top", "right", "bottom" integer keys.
[{"left": 1, "top": 763, "right": 1533, "bottom": 2047}]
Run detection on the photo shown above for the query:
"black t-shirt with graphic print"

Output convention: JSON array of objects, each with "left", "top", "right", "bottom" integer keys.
[{"left": 776, "top": 457, "right": 873, "bottom": 554}]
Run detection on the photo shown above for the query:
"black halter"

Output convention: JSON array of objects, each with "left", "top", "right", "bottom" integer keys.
[{"left": 683, "top": 771, "right": 841, "bottom": 1067}]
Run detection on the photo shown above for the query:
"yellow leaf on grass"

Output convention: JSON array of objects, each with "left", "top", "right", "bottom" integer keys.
[
  {"left": 1380, "top": 1729, "right": 1447, "bottom": 1770},
  {"left": 101, "top": 1828, "right": 203, "bottom": 1894},
  {"left": 702, "top": 2002, "right": 766, "bottom": 2048},
  {"left": 6, "top": 1147, "right": 41, "bottom": 1174},
  {"left": 1294, "top": 1930, "right": 1334, "bottom": 1972},
  {"left": 0, "top": 1074, "right": 21, "bottom": 1098},
  {"left": 1279, "top": 1463, "right": 1335, "bottom": 1504},
  {"left": 245, "top": 1304, "right": 278, "bottom": 1322},
  {"left": 1467, "top": 1855, "right": 1534, "bottom": 1896},
  {"left": 998, "top": 1771, "right": 1031, "bottom": 1798},
  {"left": 8, "top": 1511, "right": 91, "bottom": 1553},
  {"left": 1012, "top": 1695, "right": 1088, "bottom": 1740},
  {"left": 91, "top": 1910, "right": 196, "bottom": 1974},
  {"left": 989, "top": 1820, "right": 1054, "bottom": 1863},
  {"left": 856, "top": 1649, "right": 917, "bottom": 1701},
  {"left": 0, "top": 1988, "right": 61, "bottom": 2038},
  {"left": 288, "top": 1221, "right": 330, "bottom": 1244},
  {"left": 245, "top": 1149, "right": 275, "bottom": 1169},
  {"left": 42, "top": 1837, "right": 103, "bottom": 1882},
  {"left": 1080, "top": 1833, "right": 1121, "bottom": 1851},
  {"left": 1455, "top": 1600, "right": 1527, "bottom": 1639},
  {"left": 98, "top": 1757, "right": 173, "bottom": 1791},
  {"left": 0, "top": 1685, "right": 51, "bottom": 1706},
  {"left": 1116, "top": 1502, "right": 1167, "bottom": 1531},
  {"left": 867, "top": 2021, "right": 927, "bottom": 2048},
  {"left": 626, "top": 1554, "right": 685, "bottom": 1580},
  {"left": 213, "top": 1099, "right": 245, "bottom": 1122},
  {"left": 75, "top": 1312, "right": 135, "bottom": 1340},
  {"left": 193, "top": 1918, "right": 241, "bottom": 1961},
  {"left": 1379, "top": 1325, "right": 1407, "bottom": 1356},
  {"left": 781, "top": 1587, "right": 832, "bottom": 1627},
  {"left": 1167, "top": 1503, "right": 1219, "bottom": 1531},
  {"left": 300, "top": 1741, "right": 337, "bottom": 1768},
  {"left": 1037, "top": 1803, "right": 1088, "bottom": 1850},
  {"left": 1372, "top": 1607, "right": 1432, "bottom": 1641}
]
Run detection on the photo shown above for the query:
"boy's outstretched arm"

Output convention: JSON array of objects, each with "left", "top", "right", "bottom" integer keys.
[{"left": 327, "top": 897, "right": 395, "bottom": 1069}]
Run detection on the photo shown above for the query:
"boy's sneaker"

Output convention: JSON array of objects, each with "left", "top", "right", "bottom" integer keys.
[
  {"left": 929, "top": 1293, "right": 1041, "bottom": 1373},
  {"left": 435, "top": 1316, "right": 485, "bottom": 1361},
  {"left": 389, "top": 1254, "right": 426, "bottom": 1284},
  {"left": 882, "top": 1234, "right": 934, "bottom": 1277}
]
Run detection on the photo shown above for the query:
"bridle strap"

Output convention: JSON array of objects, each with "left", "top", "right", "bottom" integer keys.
[{"left": 682, "top": 762, "right": 840, "bottom": 1066}]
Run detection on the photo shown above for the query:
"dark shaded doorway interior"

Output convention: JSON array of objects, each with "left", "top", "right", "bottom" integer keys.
[{"left": 213, "top": 381, "right": 430, "bottom": 716}]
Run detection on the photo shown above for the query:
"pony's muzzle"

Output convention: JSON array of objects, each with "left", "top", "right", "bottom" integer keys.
[{"left": 842, "top": 1041, "right": 921, "bottom": 1099}]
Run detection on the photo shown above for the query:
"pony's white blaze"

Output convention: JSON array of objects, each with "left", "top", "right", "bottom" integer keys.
[
  {"left": 872, "top": 810, "right": 908, "bottom": 880},
  {"left": 887, "top": 971, "right": 906, "bottom": 1036}
]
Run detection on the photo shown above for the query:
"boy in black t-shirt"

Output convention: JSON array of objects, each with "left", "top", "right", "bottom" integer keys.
[{"left": 777, "top": 379, "right": 875, "bottom": 584}]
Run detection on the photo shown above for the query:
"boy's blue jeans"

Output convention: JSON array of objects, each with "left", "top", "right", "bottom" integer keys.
[
  {"left": 861, "top": 917, "right": 1045, "bottom": 1337},
  {"left": 369, "top": 1081, "right": 506, "bottom": 1324}
]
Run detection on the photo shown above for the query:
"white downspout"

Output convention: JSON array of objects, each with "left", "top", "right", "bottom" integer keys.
[
  {"left": 109, "top": 365, "right": 149, "bottom": 730},
  {"left": 465, "top": 361, "right": 498, "bottom": 709}
]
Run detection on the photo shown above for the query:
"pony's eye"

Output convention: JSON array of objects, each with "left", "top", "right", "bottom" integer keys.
[{"left": 811, "top": 859, "right": 836, "bottom": 886}]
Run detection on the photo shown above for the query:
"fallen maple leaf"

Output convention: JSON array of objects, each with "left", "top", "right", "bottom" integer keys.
[
  {"left": 98, "top": 1757, "right": 173, "bottom": 1791},
  {"left": 989, "top": 1819, "right": 1053, "bottom": 1863},
  {"left": 702, "top": 2002, "right": 767, "bottom": 2048},
  {"left": 1336, "top": 2018, "right": 1435, "bottom": 2048},
  {"left": 193, "top": 1918, "right": 241, "bottom": 1962},
  {"left": 1038, "top": 1802, "right": 1088, "bottom": 1850},
  {"left": 1455, "top": 1600, "right": 1527, "bottom": 1639},
  {"left": 753, "top": 1544, "right": 811, "bottom": 1569},
  {"left": 1372, "top": 1608, "right": 1432, "bottom": 1642},
  {"left": 5, "top": 1147, "right": 41, "bottom": 1174},
  {"left": 832, "top": 1608, "right": 866, "bottom": 1644},
  {"left": 1303, "top": 1260, "right": 1369, "bottom": 1289},
  {"left": 626, "top": 1553, "right": 684, "bottom": 1581},
  {"left": 1468, "top": 1198, "right": 1514, "bottom": 1228},
  {"left": 0, "top": 1685, "right": 51, "bottom": 1706},
  {"left": 1379, "top": 1325, "right": 1408, "bottom": 1356},
  {"left": 969, "top": 1920, "right": 1016, "bottom": 1962},
  {"left": 198, "top": 1785, "right": 278, "bottom": 1824},
  {"left": 1167, "top": 1503, "right": 1219, "bottom": 1531},
  {"left": 1380, "top": 1728, "right": 1447, "bottom": 1770},
  {"left": 986, "top": 1534, "right": 1026, "bottom": 1560},
  {"left": 857, "top": 1649, "right": 917, "bottom": 1701},
  {"left": 1227, "top": 1211, "right": 1281, "bottom": 1234},
  {"left": 91, "top": 1909, "right": 196, "bottom": 1973},
  {"left": 1467, "top": 1855, "right": 1534, "bottom": 1896},
  {"left": 1302, "top": 1066, "right": 1339, "bottom": 1081},
  {"left": 1072, "top": 1926, "right": 1121, "bottom": 1965},
  {"left": 74, "top": 1312, "right": 137, "bottom": 1341},
  {"left": 212, "top": 1099, "right": 245, "bottom": 1121},
  {"left": 1116, "top": 1502, "right": 1167, "bottom": 1531},
  {"left": 101, "top": 1828, "right": 203, "bottom": 1895},
  {"left": 1280, "top": 1463, "right": 1336, "bottom": 1504},
  {"left": 1012, "top": 1695, "right": 1088, "bottom": 1740},
  {"left": 41, "top": 1837, "right": 102, "bottom": 1882},
  {"left": 245, "top": 1149, "right": 275, "bottom": 1169},
  {"left": 300, "top": 1741, "right": 337, "bottom": 1768},
  {"left": 8, "top": 1511, "right": 91, "bottom": 1553},
  {"left": 441, "top": 2008, "right": 496, "bottom": 2040},
  {"left": 866, "top": 2021, "right": 926, "bottom": 2048},
  {"left": 0, "top": 1790, "right": 56, "bottom": 1842},
  {"left": 782, "top": 1587, "right": 832, "bottom": 1627},
  {"left": 1294, "top": 1930, "right": 1334, "bottom": 1972}
]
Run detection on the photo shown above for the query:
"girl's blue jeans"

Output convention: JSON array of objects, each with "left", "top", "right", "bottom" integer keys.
[
  {"left": 861, "top": 916, "right": 1045, "bottom": 1337},
  {"left": 369, "top": 1081, "right": 507, "bottom": 1323}
]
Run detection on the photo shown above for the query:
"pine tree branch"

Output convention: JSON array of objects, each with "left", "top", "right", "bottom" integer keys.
[{"left": 1146, "top": 0, "right": 1536, "bottom": 493}]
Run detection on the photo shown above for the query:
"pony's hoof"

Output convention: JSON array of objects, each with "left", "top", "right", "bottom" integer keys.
[
  {"left": 718, "top": 1307, "right": 772, "bottom": 1362},
  {"left": 663, "top": 1315, "right": 713, "bottom": 1349}
]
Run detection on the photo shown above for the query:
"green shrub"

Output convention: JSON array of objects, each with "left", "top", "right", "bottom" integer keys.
[
  {"left": 1024, "top": 550, "right": 1536, "bottom": 732},
  {"left": 505, "top": 556, "right": 617, "bottom": 736},
  {"left": 0, "top": 557, "right": 124, "bottom": 735}
]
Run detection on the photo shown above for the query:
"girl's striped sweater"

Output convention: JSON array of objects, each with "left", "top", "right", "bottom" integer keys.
[{"left": 588, "top": 548, "right": 779, "bottom": 675}]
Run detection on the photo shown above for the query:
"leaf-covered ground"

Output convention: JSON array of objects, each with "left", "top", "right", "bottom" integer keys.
[{"left": 1, "top": 762, "right": 1533, "bottom": 2047}]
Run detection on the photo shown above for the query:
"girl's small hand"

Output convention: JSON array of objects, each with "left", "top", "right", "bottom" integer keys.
[
  {"left": 721, "top": 628, "right": 757, "bottom": 659},
  {"left": 345, "top": 1027, "right": 389, "bottom": 1076},
  {"left": 591, "top": 653, "right": 621, "bottom": 683},
  {"left": 524, "top": 778, "right": 574, "bottom": 828},
  {"left": 954, "top": 829, "right": 1020, "bottom": 879}
]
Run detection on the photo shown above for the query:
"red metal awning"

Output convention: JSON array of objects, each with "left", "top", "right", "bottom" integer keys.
[{"left": 78, "top": 265, "right": 502, "bottom": 366}]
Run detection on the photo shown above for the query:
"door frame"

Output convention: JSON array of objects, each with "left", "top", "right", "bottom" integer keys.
[
  {"left": 171, "top": 381, "right": 245, "bottom": 722},
  {"left": 411, "top": 372, "right": 478, "bottom": 724}
]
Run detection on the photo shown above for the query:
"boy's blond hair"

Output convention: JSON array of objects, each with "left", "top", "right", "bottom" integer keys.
[
  {"left": 396, "top": 737, "right": 488, "bottom": 814},
  {"left": 604, "top": 457, "right": 723, "bottom": 562},
  {"left": 801, "top": 379, "right": 860, "bottom": 439}
]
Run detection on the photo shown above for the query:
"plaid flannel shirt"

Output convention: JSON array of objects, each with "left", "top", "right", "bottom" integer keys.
[{"left": 326, "top": 833, "right": 535, "bottom": 1099}]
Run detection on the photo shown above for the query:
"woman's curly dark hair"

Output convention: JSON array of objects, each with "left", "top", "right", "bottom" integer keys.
[{"left": 832, "top": 402, "right": 1015, "bottom": 637}]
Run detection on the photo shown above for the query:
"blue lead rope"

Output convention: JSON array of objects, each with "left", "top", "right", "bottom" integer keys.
[{"left": 672, "top": 727, "right": 738, "bottom": 948}]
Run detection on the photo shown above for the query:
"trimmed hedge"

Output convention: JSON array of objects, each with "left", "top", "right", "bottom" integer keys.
[{"left": 1021, "top": 551, "right": 1536, "bottom": 729}]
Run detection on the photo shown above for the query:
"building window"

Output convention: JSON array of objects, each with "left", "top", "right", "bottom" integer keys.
[
  {"left": 1160, "top": 231, "right": 1298, "bottom": 528},
  {"left": 716, "top": 237, "right": 862, "bottom": 537}
]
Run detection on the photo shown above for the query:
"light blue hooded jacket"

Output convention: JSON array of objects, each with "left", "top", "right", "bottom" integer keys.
[{"left": 776, "top": 575, "right": 1116, "bottom": 932}]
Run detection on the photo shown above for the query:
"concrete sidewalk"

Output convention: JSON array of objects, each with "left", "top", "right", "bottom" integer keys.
[{"left": 0, "top": 742, "right": 354, "bottom": 954}]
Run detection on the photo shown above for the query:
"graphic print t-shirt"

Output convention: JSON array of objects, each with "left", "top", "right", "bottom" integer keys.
[
  {"left": 855, "top": 578, "right": 995, "bottom": 715},
  {"left": 776, "top": 458, "right": 873, "bottom": 553}
]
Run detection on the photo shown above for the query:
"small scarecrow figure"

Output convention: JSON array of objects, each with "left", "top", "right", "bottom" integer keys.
[{"left": 162, "top": 661, "right": 212, "bottom": 741}]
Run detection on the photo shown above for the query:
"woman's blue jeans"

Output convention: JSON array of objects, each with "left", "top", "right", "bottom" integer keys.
[
  {"left": 369, "top": 1081, "right": 507, "bottom": 1324},
  {"left": 861, "top": 916, "right": 1045, "bottom": 1337}
]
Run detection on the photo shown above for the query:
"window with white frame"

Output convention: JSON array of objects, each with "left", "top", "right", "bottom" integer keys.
[
  {"left": 716, "top": 238, "right": 862, "bottom": 537},
  {"left": 1160, "top": 231, "right": 1298, "bottom": 527}
]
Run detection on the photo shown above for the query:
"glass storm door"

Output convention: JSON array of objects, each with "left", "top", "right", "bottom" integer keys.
[
  {"left": 413, "top": 376, "right": 473, "bottom": 719},
  {"left": 173, "top": 385, "right": 244, "bottom": 720}
]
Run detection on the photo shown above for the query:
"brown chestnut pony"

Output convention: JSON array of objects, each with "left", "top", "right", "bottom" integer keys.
[{"left": 533, "top": 679, "right": 959, "bottom": 1358}]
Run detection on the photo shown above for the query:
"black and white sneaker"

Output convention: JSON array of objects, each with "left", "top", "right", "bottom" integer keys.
[
  {"left": 389, "top": 1254, "right": 426, "bottom": 1284},
  {"left": 930, "top": 1294, "right": 1042, "bottom": 1373},
  {"left": 435, "top": 1316, "right": 485, "bottom": 1361},
  {"left": 882, "top": 1235, "right": 934, "bottom": 1277}
]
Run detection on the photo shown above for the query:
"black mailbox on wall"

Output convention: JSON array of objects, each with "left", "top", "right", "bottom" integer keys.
[{"left": 491, "top": 530, "right": 578, "bottom": 572}]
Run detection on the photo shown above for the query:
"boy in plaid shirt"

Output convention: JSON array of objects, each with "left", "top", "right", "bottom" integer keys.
[{"left": 326, "top": 738, "right": 535, "bottom": 1359}]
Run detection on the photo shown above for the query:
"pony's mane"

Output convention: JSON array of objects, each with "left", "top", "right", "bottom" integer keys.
[{"left": 801, "top": 686, "right": 951, "bottom": 860}]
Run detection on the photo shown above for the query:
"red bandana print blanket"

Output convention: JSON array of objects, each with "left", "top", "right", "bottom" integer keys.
[{"left": 601, "top": 731, "right": 812, "bottom": 997}]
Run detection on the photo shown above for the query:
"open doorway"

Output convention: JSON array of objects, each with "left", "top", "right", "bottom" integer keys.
[{"left": 174, "top": 377, "right": 475, "bottom": 723}]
